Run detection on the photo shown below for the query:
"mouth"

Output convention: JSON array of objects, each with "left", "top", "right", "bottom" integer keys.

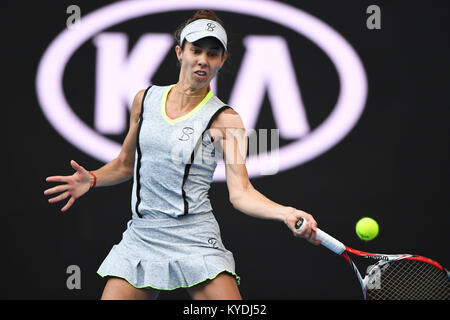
[{"left": 194, "top": 70, "right": 207, "bottom": 79}]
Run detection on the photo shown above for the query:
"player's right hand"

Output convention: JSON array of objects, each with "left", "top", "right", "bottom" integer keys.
[
  {"left": 284, "top": 209, "right": 321, "bottom": 246},
  {"left": 44, "top": 160, "right": 93, "bottom": 212}
]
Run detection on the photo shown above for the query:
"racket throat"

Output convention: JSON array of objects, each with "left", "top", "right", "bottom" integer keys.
[{"left": 342, "top": 252, "right": 368, "bottom": 299}]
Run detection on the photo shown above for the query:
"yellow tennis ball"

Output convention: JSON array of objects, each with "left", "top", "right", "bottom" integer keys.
[{"left": 355, "top": 217, "right": 379, "bottom": 241}]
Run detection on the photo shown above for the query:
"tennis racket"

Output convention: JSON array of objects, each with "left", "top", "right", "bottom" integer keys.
[{"left": 295, "top": 218, "right": 450, "bottom": 300}]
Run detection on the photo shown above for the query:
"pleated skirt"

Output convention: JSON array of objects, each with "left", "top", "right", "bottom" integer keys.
[{"left": 97, "top": 211, "right": 240, "bottom": 290}]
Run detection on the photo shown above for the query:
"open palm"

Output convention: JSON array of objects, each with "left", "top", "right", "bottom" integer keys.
[{"left": 44, "top": 160, "right": 92, "bottom": 212}]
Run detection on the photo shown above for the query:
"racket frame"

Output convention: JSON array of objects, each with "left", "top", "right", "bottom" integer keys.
[{"left": 295, "top": 218, "right": 447, "bottom": 299}]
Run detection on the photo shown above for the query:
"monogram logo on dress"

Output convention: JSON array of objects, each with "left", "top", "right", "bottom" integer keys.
[
  {"left": 178, "top": 127, "right": 194, "bottom": 141},
  {"left": 208, "top": 238, "right": 218, "bottom": 249},
  {"left": 206, "top": 23, "right": 216, "bottom": 32}
]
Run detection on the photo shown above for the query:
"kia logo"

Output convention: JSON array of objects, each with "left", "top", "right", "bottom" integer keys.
[{"left": 36, "top": 0, "right": 367, "bottom": 181}]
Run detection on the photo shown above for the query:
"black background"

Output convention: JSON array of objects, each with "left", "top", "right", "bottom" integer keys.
[{"left": 4, "top": 0, "right": 450, "bottom": 300}]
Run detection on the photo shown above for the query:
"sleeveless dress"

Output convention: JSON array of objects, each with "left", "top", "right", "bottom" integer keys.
[{"left": 97, "top": 84, "right": 240, "bottom": 290}]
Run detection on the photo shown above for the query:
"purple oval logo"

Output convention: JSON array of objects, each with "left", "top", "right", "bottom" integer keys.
[{"left": 36, "top": 0, "right": 367, "bottom": 181}]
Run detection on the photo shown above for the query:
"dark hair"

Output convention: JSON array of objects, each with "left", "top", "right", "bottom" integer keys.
[{"left": 174, "top": 10, "right": 226, "bottom": 52}]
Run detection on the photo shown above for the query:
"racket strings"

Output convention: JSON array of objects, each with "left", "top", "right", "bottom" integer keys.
[{"left": 367, "top": 260, "right": 449, "bottom": 300}]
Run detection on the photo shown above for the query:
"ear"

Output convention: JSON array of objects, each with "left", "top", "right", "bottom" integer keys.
[
  {"left": 175, "top": 45, "right": 182, "bottom": 61},
  {"left": 220, "top": 52, "right": 228, "bottom": 68}
]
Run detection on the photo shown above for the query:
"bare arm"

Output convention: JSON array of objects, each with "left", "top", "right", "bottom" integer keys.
[
  {"left": 89, "top": 89, "right": 146, "bottom": 187},
  {"left": 210, "top": 109, "right": 320, "bottom": 244},
  {"left": 44, "top": 89, "right": 147, "bottom": 211}
]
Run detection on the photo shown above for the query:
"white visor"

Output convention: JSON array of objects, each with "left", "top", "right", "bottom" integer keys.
[{"left": 180, "top": 19, "right": 227, "bottom": 52}]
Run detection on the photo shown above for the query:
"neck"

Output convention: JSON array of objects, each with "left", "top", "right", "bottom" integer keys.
[
  {"left": 173, "top": 82, "right": 209, "bottom": 98},
  {"left": 168, "top": 81, "right": 210, "bottom": 111}
]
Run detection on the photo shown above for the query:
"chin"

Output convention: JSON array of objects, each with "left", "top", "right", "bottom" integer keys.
[{"left": 192, "top": 78, "right": 210, "bottom": 88}]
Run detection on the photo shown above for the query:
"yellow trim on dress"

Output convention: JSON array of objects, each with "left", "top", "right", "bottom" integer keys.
[{"left": 161, "top": 84, "right": 213, "bottom": 125}]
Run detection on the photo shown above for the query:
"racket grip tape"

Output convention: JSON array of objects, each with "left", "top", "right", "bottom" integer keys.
[{"left": 295, "top": 218, "right": 346, "bottom": 255}]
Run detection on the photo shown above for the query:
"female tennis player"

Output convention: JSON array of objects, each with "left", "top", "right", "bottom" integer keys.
[{"left": 44, "top": 10, "right": 320, "bottom": 300}]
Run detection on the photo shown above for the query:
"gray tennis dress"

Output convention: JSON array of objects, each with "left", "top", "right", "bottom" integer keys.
[{"left": 97, "top": 84, "right": 240, "bottom": 290}]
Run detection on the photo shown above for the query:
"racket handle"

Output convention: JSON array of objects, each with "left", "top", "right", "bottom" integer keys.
[{"left": 295, "top": 218, "right": 346, "bottom": 255}]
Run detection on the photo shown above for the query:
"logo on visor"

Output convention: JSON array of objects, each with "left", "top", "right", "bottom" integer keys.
[
  {"left": 36, "top": 0, "right": 367, "bottom": 181},
  {"left": 206, "top": 22, "right": 216, "bottom": 32}
]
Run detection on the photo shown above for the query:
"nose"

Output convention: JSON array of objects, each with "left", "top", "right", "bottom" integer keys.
[{"left": 197, "top": 52, "right": 208, "bottom": 67}]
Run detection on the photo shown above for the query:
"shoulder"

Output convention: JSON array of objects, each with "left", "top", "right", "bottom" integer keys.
[
  {"left": 131, "top": 85, "right": 164, "bottom": 110},
  {"left": 211, "top": 106, "right": 245, "bottom": 129},
  {"left": 131, "top": 88, "right": 147, "bottom": 110},
  {"left": 129, "top": 87, "right": 153, "bottom": 122},
  {"left": 134, "top": 85, "right": 158, "bottom": 104},
  {"left": 136, "top": 84, "right": 167, "bottom": 101},
  {"left": 135, "top": 88, "right": 147, "bottom": 102}
]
